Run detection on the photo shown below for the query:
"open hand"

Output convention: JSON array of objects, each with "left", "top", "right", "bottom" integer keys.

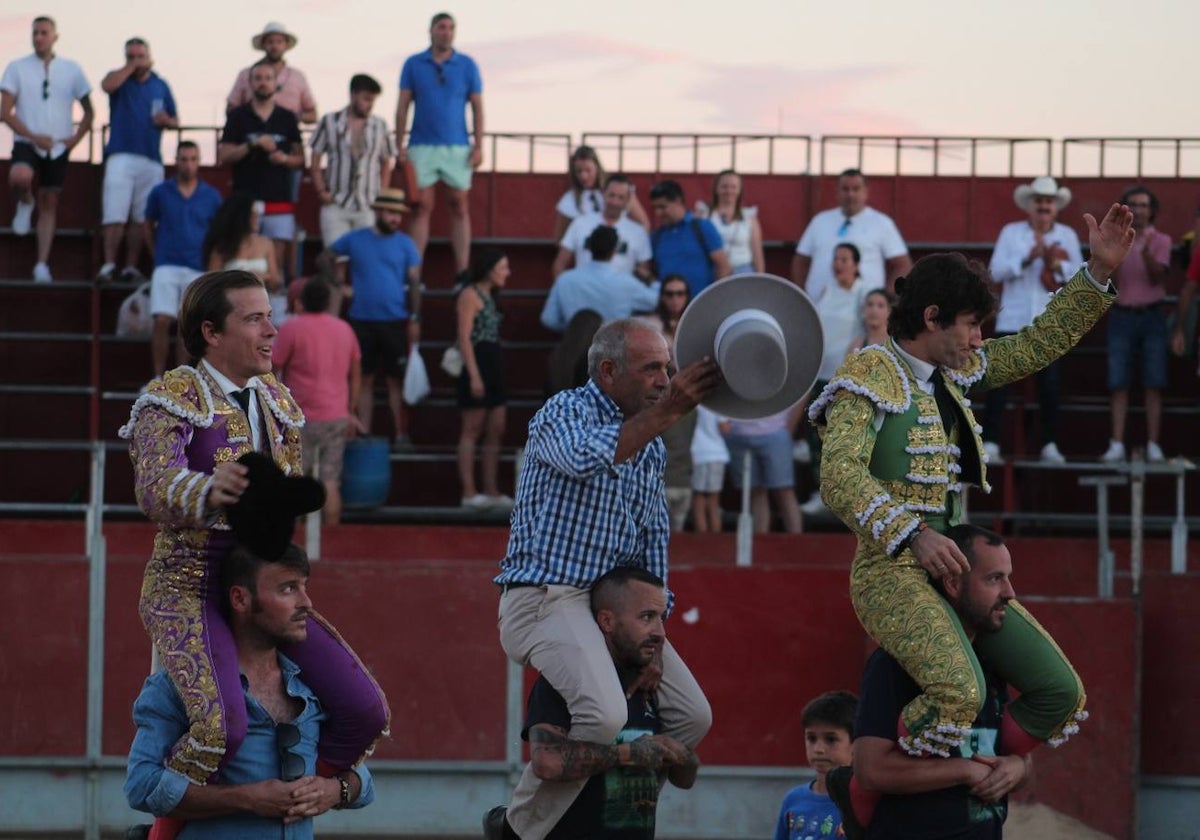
[
  {"left": 910, "top": 526, "right": 970, "bottom": 578},
  {"left": 1084, "top": 203, "right": 1135, "bottom": 282}
]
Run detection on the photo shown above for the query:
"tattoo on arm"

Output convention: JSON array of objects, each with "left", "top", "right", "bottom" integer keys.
[{"left": 529, "top": 727, "right": 620, "bottom": 781}]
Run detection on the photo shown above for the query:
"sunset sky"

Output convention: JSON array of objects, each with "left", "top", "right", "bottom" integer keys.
[{"left": 1, "top": 0, "right": 1194, "bottom": 176}]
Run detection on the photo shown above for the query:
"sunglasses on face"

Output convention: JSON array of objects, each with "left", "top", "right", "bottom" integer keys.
[{"left": 276, "top": 722, "right": 305, "bottom": 782}]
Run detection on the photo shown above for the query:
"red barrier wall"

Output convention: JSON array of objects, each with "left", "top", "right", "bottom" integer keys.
[{"left": 0, "top": 521, "right": 1154, "bottom": 838}]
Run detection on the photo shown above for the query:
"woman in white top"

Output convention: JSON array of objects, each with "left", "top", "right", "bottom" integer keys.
[
  {"left": 847, "top": 287, "right": 897, "bottom": 355},
  {"left": 552, "top": 145, "right": 649, "bottom": 239},
  {"left": 705, "top": 169, "right": 764, "bottom": 274},
  {"left": 203, "top": 194, "right": 281, "bottom": 291}
]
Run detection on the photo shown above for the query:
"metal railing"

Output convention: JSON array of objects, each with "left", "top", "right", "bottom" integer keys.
[
  {"left": 1062, "top": 137, "right": 1200, "bottom": 178},
  {"left": 819, "top": 135, "right": 1054, "bottom": 177},
  {"left": 580, "top": 132, "right": 812, "bottom": 175}
]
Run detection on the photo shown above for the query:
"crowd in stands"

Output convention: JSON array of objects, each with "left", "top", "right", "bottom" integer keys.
[{"left": 4, "top": 13, "right": 1199, "bottom": 528}]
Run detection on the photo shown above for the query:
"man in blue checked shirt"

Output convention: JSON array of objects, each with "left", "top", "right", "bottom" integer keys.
[
  {"left": 495, "top": 318, "right": 721, "bottom": 840},
  {"left": 125, "top": 541, "right": 374, "bottom": 839}
]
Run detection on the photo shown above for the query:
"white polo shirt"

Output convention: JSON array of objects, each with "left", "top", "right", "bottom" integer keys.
[
  {"left": 795, "top": 206, "right": 908, "bottom": 300},
  {"left": 0, "top": 53, "right": 91, "bottom": 159},
  {"left": 559, "top": 211, "right": 652, "bottom": 276}
]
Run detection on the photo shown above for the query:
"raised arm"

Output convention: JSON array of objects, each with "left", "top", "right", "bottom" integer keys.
[{"left": 528, "top": 724, "right": 681, "bottom": 782}]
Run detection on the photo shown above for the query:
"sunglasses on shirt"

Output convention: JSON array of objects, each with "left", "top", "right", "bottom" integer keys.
[
  {"left": 42, "top": 78, "right": 49, "bottom": 100},
  {"left": 276, "top": 722, "right": 305, "bottom": 782}
]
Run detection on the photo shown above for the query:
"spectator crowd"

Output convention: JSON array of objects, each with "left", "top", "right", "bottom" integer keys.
[{"left": 3, "top": 13, "right": 1198, "bottom": 529}]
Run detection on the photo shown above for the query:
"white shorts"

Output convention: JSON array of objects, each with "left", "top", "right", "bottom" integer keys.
[
  {"left": 102, "top": 153, "right": 164, "bottom": 225},
  {"left": 149, "top": 265, "right": 202, "bottom": 317},
  {"left": 259, "top": 212, "right": 296, "bottom": 242},
  {"left": 319, "top": 204, "right": 374, "bottom": 246}
]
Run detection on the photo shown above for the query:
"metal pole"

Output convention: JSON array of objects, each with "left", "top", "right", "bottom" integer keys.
[
  {"left": 735, "top": 452, "right": 753, "bottom": 567},
  {"left": 1172, "top": 467, "right": 1189, "bottom": 574},
  {"left": 306, "top": 446, "right": 322, "bottom": 561},
  {"left": 504, "top": 658, "right": 524, "bottom": 788},
  {"left": 84, "top": 443, "right": 107, "bottom": 840},
  {"left": 1130, "top": 454, "right": 1145, "bottom": 596},
  {"left": 1097, "top": 483, "right": 1113, "bottom": 598}
]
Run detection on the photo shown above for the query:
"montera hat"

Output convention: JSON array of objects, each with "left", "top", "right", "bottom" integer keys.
[
  {"left": 674, "top": 273, "right": 823, "bottom": 419},
  {"left": 1014, "top": 176, "right": 1071, "bottom": 211},
  {"left": 370, "top": 188, "right": 410, "bottom": 213},
  {"left": 252, "top": 22, "right": 299, "bottom": 52},
  {"left": 227, "top": 452, "right": 325, "bottom": 560}
]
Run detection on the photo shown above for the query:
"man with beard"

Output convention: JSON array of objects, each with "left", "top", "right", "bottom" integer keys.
[
  {"left": 309, "top": 74, "right": 397, "bottom": 246},
  {"left": 484, "top": 566, "right": 699, "bottom": 840},
  {"left": 325, "top": 188, "right": 422, "bottom": 449},
  {"left": 126, "top": 509, "right": 376, "bottom": 838},
  {"left": 218, "top": 61, "right": 304, "bottom": 288},
  {"left": 982, "top": 177, "right": 1084, "bottom": 464},
  {"left": 227, "top": 22, "right": 316, "bottom": 124},
  {"left": 494, "top": 318, "right": 719, "bottom": 840},
  {"left": 829, "top": 525, "right": 1032, "bottom": 840}
]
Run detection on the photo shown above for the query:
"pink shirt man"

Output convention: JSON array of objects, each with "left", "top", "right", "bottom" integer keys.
[
  {"left": 1112, "top": 225, "right": 1171, "bottom": 308},
  {"left": 272, "top": 312, "right": 360, "bottom": 421}
]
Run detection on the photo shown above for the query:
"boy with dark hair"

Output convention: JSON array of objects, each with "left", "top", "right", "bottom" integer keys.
[{"left": 774, "top": 690, "right": 856, "bottom": 840}]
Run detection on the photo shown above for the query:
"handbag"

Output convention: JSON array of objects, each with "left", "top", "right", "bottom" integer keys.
[{"left": 440, "top": 344, "right": 464, "bottom": 377}]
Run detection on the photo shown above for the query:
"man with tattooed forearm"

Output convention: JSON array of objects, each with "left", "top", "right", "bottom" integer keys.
[{"left": 485, "top": 567, "right": 699, "bottom": 839}]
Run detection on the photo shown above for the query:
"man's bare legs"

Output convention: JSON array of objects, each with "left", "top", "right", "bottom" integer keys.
[
  {"left": 150, "top": 315, "right": 185, "bottom": 378},
  {"left": 446, "top": 187, "right": 471, "bottom": 274},
  {"left": 409, "top": 185, "right": 437, "bottom": 261}
]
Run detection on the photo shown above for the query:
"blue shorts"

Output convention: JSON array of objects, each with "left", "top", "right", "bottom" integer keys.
[
  {"left": 1107, "top": 305, "right": 1168, "bottom": 390},
  {"left": 725, "top": 428, "right": 795, "bottom": 489}
]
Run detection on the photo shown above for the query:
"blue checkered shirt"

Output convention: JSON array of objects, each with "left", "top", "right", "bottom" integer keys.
[{"left": 496, "top": 380, "right": 672, "bottom": 605}]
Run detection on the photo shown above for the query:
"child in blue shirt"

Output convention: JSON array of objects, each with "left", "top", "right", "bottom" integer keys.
[{"left": 774, "top": 691, "right": 857, "bottom": 840}]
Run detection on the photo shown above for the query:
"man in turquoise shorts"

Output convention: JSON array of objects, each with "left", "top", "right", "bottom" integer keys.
[{"left": 396, "top": 11, "right": 483, "bottom": 279}]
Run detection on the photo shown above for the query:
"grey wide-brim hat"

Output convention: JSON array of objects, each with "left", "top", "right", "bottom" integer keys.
[{"left": 674, "top": 273, "right": 823, "bottom": 420}]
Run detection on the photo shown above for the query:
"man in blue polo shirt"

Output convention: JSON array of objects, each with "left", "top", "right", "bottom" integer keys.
[
  {"left": 328, "top": 188, "right": 423, "bottom": 451},
  {"left": 98, "top": 37, "right": 179, "bottom": 284},
  {"left": 396, "top": 12, "right": 484, "bottom": 279},
  {"left": 649, "top": 179, "right": 732, "bottom": 295},
  {"left": 143, "top": 140, "right": 222, "bottom": 378}
]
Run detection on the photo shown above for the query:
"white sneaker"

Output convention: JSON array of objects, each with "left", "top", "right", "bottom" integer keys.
[
  {"left": 486, "top": 493, "right": 515, "bottom": 510},
  {"left": 1146, "top": 441, "right": 1165, "bottom": 463},
  {"left": 800, "top": 491, "right": 827, "bottom": 516},
  {"left": 982, "top": 441, "right": 1002, "bottom": 464},
  {"left": 32, "top": 262, "right": 51, "bottom": 283},
  {"left": 1100, "top": 440, "right": 1125, "bottom": 463},
  {"left": 11, "top": 199, "right": 34, "bottom": 236},
  {"left": 96, "top": 262, "right": 117, "bottom": 283},
  {"left": 461, "top": 494, "right": 491, "bottom": 509},
  {"left": 1040, "top": 442, "right": 1066, "bottom": 464},
  {"left": 792, "top": 439, "right": 812, "bottom": 464}
]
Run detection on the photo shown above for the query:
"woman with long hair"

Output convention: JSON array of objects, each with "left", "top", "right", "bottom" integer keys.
[
  {"left": 553, "top": 145, "right": 649, "bottom": 238},
  {"left": 706, "top": 169, "right": 764, "bottom": 273},
  {"left": 850, "top": 288, "right": 898, "bottom": 354},
  {"left": 456, "top": 247, "right": 511, "bottom": 509},
  {"left": 203, "top": 193, "right": 281, "bottom": 294}
]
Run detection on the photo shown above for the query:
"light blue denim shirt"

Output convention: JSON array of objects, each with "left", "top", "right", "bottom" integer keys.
[{"left": 125, "top": 654, "right": 374, "bottom": 839}]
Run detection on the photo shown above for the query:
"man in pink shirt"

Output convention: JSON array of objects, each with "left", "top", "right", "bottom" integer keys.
[
  {"left": 273, "top": 278, "right": 362, "bottom": 525},
  {"left": 226, "top": 22, "right": 316, "bottom": 123},
  {"left": 1102, "top": 186, "right": 1172, "bottom": 463}
]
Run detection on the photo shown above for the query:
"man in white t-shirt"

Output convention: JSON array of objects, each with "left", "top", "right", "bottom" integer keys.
[
  {"left": 0, "top": 16, "right": 94, "bottom": 283},
  {"left": 790, "top": 168, "right": 910, "bottom": 301},
  {"left": 552, "top": 174, "right": 653, "bottom": 280}
]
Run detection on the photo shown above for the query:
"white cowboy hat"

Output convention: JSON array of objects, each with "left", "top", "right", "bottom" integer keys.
[
  {"left": 674, "top": 273, "right": 823, "bottom": 420},
  {"left": 1014, "top": 176, "right": 1071, "bottom": 211},
  {"left": 252, "top": 22, "right": 298, "bottom": 52}
]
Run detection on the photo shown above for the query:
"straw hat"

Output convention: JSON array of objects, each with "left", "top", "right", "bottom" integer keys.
[
  {"left": 370, "top": 188, "right": 410, "bottom": 213},
  {"left": 674, "top": 273, "right": 823, "bottom": 419},
  {"left": 252, "top": 22, "right": 298, "bottom": 52},
  {"left": 1014, "top": 176, "right": 1071, "bottom": 211}
]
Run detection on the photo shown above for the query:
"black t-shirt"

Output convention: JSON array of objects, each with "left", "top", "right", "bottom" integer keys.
[
  {"left": 220, "top": 103, "right": 301, "bottom": 203},
  {"left": 522, "top": 673, "right": 662, "bottom": 840},
  {"left": 855, "top": 648, "right": 1009, "bottom": 840}
]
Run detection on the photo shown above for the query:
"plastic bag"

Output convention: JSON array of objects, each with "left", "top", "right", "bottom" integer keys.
[
  {"left": 403, "top": 345, "right": 430, "bottom": 405},
  {"left": 440, "top": 345, "right": 464, "bottom": 377},
  {"left": 116, "top": 281, "right": 154, "bottom": 339}
]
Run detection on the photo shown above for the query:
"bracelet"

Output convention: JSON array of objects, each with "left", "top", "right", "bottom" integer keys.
[{"left": 333, "top": 773, "right": 350, "bottom": 809}]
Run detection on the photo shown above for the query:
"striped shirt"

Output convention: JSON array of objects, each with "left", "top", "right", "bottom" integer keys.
[
  {"left": 496, "top": 380, "right": 672, "bottom": 604},
  {"left": 309, "top": 108, "right": 396, "bottom": 212}
]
